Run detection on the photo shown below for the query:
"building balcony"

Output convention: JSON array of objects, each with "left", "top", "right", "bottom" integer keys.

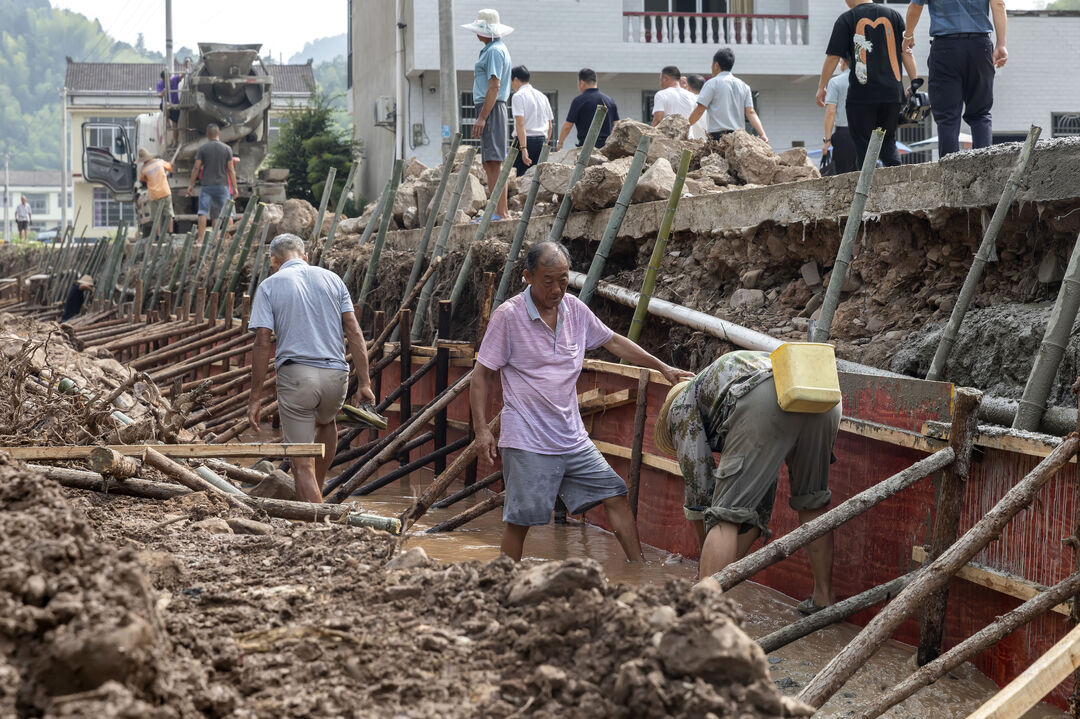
[{"left": 623, "top": 11, "right": 809, "bottom": 46}]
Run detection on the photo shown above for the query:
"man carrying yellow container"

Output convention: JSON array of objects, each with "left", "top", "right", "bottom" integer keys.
[{"left": 655, "top": 346, "right": 842, "bottom": 614}]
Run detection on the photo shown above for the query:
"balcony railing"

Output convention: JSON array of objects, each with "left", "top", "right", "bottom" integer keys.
[{"left": 623, "top": 11, "right": 808, "bottom": 46}]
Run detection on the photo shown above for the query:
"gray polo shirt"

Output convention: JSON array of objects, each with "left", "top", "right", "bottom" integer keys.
[
  {"left": 696, "top": 71, "right": 754, "bottom": 133},
  {"left": 825, "top": 73, "right": 850, "bottom": 128},
  {"left": 249, "top": 259, "right": 353, "bottom": 371}
]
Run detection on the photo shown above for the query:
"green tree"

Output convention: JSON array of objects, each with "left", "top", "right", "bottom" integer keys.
[
  {"left": 267, "top": 93, "right": 358, "bottom": 211},
  {"left": 1047, "top": 0, "right": 1080, "bottom": 8}
]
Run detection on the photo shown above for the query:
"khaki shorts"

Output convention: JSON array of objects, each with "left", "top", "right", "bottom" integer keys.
[
  {"left": 275, "top": 362, "right": 348, "bottom": 443},
  {"left": 149, "top": 195, "right": 174, "bottom": 221}
]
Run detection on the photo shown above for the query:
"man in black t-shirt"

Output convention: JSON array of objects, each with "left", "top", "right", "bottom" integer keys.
[
  {"left": 816, "top": 0, "right": 919, "bottom": 168},
  {"left": 557, "top": 68, "right": 620, "bottom": 150}
]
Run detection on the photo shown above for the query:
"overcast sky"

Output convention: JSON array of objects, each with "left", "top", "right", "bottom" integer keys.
[{"left": 51, "top": 0, "right": 347, "bottom": 63}]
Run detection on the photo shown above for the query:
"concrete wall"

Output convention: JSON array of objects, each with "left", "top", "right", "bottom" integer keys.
[{"left": 352, "top": 1, "right": 399, "bottom": 203}]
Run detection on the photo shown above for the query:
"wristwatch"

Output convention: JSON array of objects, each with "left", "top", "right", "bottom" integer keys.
[{"left": 822, "top": 137, "right": 829, "bottom": 143}]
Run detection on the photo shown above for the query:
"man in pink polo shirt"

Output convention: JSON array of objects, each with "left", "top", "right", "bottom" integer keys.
[{"left": 471, "top": 241, "right": 693, "bottom": 561}]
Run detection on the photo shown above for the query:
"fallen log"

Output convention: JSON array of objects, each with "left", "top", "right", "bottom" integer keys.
[
  {"left": 31, "top": 464, "right": 400, "bottom": 534},
  {"left": 851, "top": 571, "right": 1080, "bottom": 719},
  {"left": 797, "top": 433, "right": 1080, "bottom": 709},
  {"left": 87, "top": 447, "right": 138, "bottom": 479},
  {"left": 426, "top": 491, "right": 504, "bottom": 533},
  {"left": 715, "top": 448, "right": 955, "bottom": 590},
  {"left": 0, "top": 442, "right": 322, "bottom": 459},
  {"left": 431, "top": 470, "right": 502, "bottom": 510},
  {"left": 199, "top": 457, "right": 269, "bottom": 485},
  {"left": 141, "top": 447, "right": 253, "bottom": 514}
]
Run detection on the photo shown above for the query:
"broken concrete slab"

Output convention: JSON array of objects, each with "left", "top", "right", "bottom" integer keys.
[{"left": 632, "top": 157, "right": 676, "bottom": 203}]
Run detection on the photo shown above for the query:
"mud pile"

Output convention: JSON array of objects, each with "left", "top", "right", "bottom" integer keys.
[{"left": 0, "top": 457, "right": 814, "bottom": 718}]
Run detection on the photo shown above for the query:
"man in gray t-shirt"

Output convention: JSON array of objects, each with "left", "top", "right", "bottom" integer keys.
[
  {"left": 823, "top": 62, "right": 857, "bottom": 174},
  {"left": 186, "top": 123, "right": 236, "bottom": 243},
  {"left": 248, "top": 233, "right": 375, "bottom": 503}
]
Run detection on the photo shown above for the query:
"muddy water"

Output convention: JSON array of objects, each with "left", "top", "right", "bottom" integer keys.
[{"left": 353, "top": 473, "right": 1065, "bottom": 719}]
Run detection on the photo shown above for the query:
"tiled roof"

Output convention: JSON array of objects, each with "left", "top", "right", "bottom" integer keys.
[
  {"left": 65, "top": 58, "right": 315, "bottom": 97},
  {"left": 5, "top": 171, "right": 62, "bottom": 187}
]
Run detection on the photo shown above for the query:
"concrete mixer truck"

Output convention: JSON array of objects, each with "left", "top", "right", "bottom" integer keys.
[{"left": 81, "top": 43, "right": 288, "bottom": 231}]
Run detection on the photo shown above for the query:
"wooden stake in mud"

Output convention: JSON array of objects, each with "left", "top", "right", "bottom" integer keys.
[
  {"left": 812, "top": 127, "right": 884, "bottom": 344},
  {"left": 357, "top": 159, "right": 404, "bottom": 316},
  {"left": 477, "top": 271, "right": 496, "bottom": 343},
  {"left": 365, "top": 258, "right": 441, "bottom": 361},
  {"left": 926, "top": 125, "right": 1042, "bottom": 381},
  {"left": 434, "top": 300, "right": 452, "bottom": 473},
  {"left": 547, "top": 105, "right": 606, "bottom": 243},
  {"left": 578, "top": 134, "right": 652, "bottom": 306},
  {"left": 432, "top": 470, "right": 502, "bottom": 510},
  {"left": 797, "top": 433, "right": 1080, "bottom": 709},
  {"left": 627, "top": 368, "right": 650, "bottom": 517},
  {"left": 852, "top": 571, "right": 1080, "bottom": 719},
  {"left": 494, "top": 143, "right": 551, "bottom": 309},
  {"left": 398, "top": 308, "right": 413, "bottom": 466},
  {"left": 626, "top": 150, "right": 692, "bottom": 345},
  {"left": 369, "top": 310, "right": 386, "bottom": 443},
  {"left": 918, "top": 386, "right": 983, "bottom": 665},
  {"left": 426, "top": 490, "right": 505, "bottom": 533}
]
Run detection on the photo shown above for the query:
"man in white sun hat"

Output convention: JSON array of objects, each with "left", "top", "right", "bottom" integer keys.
[{"left": 462, "top": 8, "right": 513, "bottom": 221}]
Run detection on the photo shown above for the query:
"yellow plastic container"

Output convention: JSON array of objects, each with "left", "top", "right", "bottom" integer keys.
[{"left": 769, "top": 342, "right": 842, "bottom": 413}]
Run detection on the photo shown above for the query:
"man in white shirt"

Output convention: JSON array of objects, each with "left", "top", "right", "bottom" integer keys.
[
  {"left": 509, "top": 65, "right": 553, "bottom": 176},
  {"left": 684, "top": 74, "right": 709, "bottom": 141},
  {"left": 651, "top": 65, "right": 697, "bottom": 131},
  {"left": 688, "top": 48, "right": 769, "bottom": 144}
]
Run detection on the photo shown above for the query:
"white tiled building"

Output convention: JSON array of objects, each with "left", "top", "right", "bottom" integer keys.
[
  {"left": 2, "top": 171, "right": 64, "bottom": 239},
  {"left": 349, "top": 0, "right": 1080, "bottom": 198}
]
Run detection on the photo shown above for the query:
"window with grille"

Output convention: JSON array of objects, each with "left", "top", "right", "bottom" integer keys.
[
  {"left": 1051, "top": 113, "right": 1080, "bottom": 137},
  {"left": 87, "top": 116, "right": 137, "bottom": 152},
  {"left": 92, "top": 187, "right": 135, "bottom": 227},
  {"left": 26, "top": 193, "right": 48, "bottom": 214},
  {"left": 642, "top": 90, "right": 657, "bottom": 123}
]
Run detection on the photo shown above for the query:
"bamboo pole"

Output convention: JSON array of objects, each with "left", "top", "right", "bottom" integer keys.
[
  {"left": 918, "top": 387, "right": 983, "bottom": 664},
  {"left": 247, "top": 228, "right": 270, "bottom": 298},
  {"left": 141, "top": 447, "right": 252, "bottom": 513},
  {"left": 426, "top": 490, "right": 505, "bottom": 533},
  {"left": 493, "top": 143, "right": 551, "bottom": 309},
  {"left": 578, "top": 135, "right": 652, "bottom": 306},
  {"left": 410, "top": 147, "right": 478, "bottom": 340},
  {"left": 325, "top": 369, "right": 474, "bottom": 503},
  {"left": 926, "top": 126, "right": 1042, "bottom": 380},
  {"left": 758, "top": 570, "right": 922, "bottom": 655},
  {"left": 797, "top": 433, "right": 1080, "bottom": 709},
  {"left": 316, "top": 160, "right": 359, "bottom": 268},
  {"left": 811, "top": 128, "right": 884, "bottom": 343},
  {"left": 310, "top": 166, "right": 337, "bottom": 248},
  {"left": 210, "top": 400, "right": 278, "bottom": 444},
  {"left": 199, "top": 199, "right": 235, "bottom": 288},
  {"left": 211, "top": 196, "right": 258, "bottom": 296},
  {"left": 356, "top": 160, "right": 404, "bottom": 315},
  {"left": 365, "top": 258, "right": 442, "bottom": 361},
  {"left": 394, "top": 134, "right": 461, "bottom": 342},
  {"left": 146, "top": 228, "right": 176, "bottom": 313},
  {"left": 33, "top": 464, "right": 401, "bottom": 534},
  {"left": 625, "top": 148, "right": 694, "bottom": 344},
  {"left": 547, "top": 106, "right": 607, "bottom": 243},
  {"left": 353, "top": 434, "right": 471, "bottom": 496},
  {"left": 627, "top": 368, "right": 650, "bottom": 517},
  {"left": 167, "top": 229, "right": 195, "bottom": 298},
  {"left": 714, "top": 448, "right": 956, "bottom": 591},
  {"left": 221, "top": 203, "right": 265, "bottom": 313},
  {"left": 342, "top": 178, "right": 392, "bottom": 287},
  {"left": 851, "top": 571, "right": 1080, "bottom": 719},
  {"left": 99, "top": 225, "right": 129, "bottom": 302},
  {"left": 448, "top": 147, "right": 519, "bottom": 315},
  {"left": 1014, "top": 229, "right": 1080, "bottom": 430}
]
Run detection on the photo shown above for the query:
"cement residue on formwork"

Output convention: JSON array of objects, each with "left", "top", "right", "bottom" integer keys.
[{"left": 890, "top": 302, "right": 1080, "bottom": 407}]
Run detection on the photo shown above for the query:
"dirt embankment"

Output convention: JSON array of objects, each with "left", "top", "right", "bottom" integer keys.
[{"left": 1, "top": 459, "right": 812, "bottom": 718}]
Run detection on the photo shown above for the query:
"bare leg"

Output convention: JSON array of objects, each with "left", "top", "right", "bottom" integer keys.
[
  {"left": 797, "top": 507, "right": 835, "bottom": 606},
  {"left": 483, "top": 160, "right": 509, "bottom": 218},
  {"left": 291, "top": 456, "right": 321, "bottom": 504},
  {"left": 196, "top": 214, "right": 208, "bottom": 243},
  {"left": 501, "top": 523, "right": 529, "bottom": 561},
  {"left": 314, "top": 419, "right": 337, "bottom": 488},
  {"left": 699, "top": 520, "right": 740, "bottom": 579},
  {"left": 601, "top": 495, "right": 644, "bottom": 561},
  {"left": 735, "top": 526, "right": 762, "bottom": 559}
]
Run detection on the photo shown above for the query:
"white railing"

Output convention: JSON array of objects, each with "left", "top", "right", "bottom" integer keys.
[{"left": 623, "top": 12, "right": 809, "bottom": 46}]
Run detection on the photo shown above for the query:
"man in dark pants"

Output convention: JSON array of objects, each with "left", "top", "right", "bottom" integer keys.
[
  {"left": 904, "top": 0, "right": 1007, "bottom": 157},
  {"left": 509, "top": 65, "right": 553, "bottom": 177},
  {"left": 61, "top": 275, "right": 94, "bottom": 323},
  {"left": 818, "top": 0, "right": 919, "bottom": 168},
  {"left": 557, "top": 69, "right": 619, "bottom": 150},
  {"left": 823, "top": 60, "right": 858, "bottom": 174}
]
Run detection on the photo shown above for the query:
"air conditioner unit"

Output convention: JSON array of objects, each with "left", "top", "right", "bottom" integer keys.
[{"left": 375, "top": 96, "right": 396, "bottom": 128}]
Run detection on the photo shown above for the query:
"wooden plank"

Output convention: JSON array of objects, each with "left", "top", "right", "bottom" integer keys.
[
  {"left": 384, "top": 342, "right": 474, "bottom": 359},
  {"left": 965, "top": 622, "right": 1080, "bottom": 719},
  {"left": 592, "top": 439, "right": 681, "bottom": 475},
  {"left": 580, "top": 388, "right": 636, "bottom": 416},
  {"left": 0, "top": 443, "right": 324, "bottom": 460},
  {"left": 924, "top": 421, "right": 1077, "bottom": 463},
  {"left": 841, "top": 417, "right": 946, "bottom": 453},
  {"left": 584, "top": 358, "right": 669, "bottom": 384},
  {"left": 912, "top": 546, "right": 1070, "bottom": 617},
  {"left": 576, "top": 388, "right": 603, "bottom": 404}
]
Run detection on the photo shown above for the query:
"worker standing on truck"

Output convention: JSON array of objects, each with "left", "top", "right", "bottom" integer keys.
[
  {"left": 186, "top": 123, "right": 235, "bottom": 244},
  {"left": 247, "top": 233, "right": 376, "bottom": 504},
  {"left": 470, "top": 240, "right": 693, "bottom": 562},
  {"left": 138, "top": 149, "right": 174, "bottom": 233},
  {"left": 655, "top": 350, "right": 841, "bottom": 613}
]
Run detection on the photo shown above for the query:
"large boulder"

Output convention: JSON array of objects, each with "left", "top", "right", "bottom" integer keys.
[
  {"left": 697, "top": 153, "right": 736, "bottom": 185},
  {"left": 772, "top": 164, "right": 820, "bottom": 184},
  {"left": 655, "top": 113, "right": 690, "bottom": 141},
  {"left": 725, "top": 130, "right": 778, "bottom": 185},
  {"left": 632, "top": 157, "right": 676, "bottom": 203},
  {"left": 570, "top": 157, "right": 635, "bottom": 211},
  {"left": 777, "top": 147, "right": 808, "bottom": 167},
  {"left": 601, "top": 119, "right": 655, "bottom": 159},
  {"left": 403, "top": 157, "right": 428, "bottom": 179},
  {"left": 538, "top": 162, "right": 574, "bottom": 199},
  {"left": 648, "top": 136, "right": 697, "bottom": 170},
  {"left": 275, "top": 198, "right": 317, "bottom": 237},
  {"left": 658, "top": 617, "right": 770, "bottom": 685},
  {"left": 430, "top": 170, "right": 487, "bottom": 221}
]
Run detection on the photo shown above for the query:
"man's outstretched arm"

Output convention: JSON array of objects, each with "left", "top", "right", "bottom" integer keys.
[{"left": 602, "top": 334, "right": 694, "bottom": 385}]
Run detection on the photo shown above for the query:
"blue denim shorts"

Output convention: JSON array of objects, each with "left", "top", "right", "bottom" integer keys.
[
  {"left": 197, "top": 184, "right": 231, "bottom": 218},
  {"left": 500, "top": 444, "right": 627, "bottom": 526}
]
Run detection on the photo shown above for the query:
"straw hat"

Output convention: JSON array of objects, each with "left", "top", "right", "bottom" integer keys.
[
  {"left": 137, "top": 148, "right": 153, "bottom": 162},
  {"left": 654, "top": 380, "right": 691, "bottom": 458},
  {"left": 77, "top": 274, "right": 94, "bottom": 287},
  {"left": 461, "top": 9, "right": 514, "bottom": 38}
]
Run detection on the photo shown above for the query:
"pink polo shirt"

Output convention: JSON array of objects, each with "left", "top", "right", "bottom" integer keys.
[{"left": 476, "top": 289, "right": 614, "bottom": 454}]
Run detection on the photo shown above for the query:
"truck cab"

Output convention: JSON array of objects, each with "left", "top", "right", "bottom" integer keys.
[{"left": 81, "top": 121, "right": 138, "bottom": 203}]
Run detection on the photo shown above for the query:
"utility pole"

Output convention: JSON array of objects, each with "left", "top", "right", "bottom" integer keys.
[
  {"left": 395, "top": 0, "right": 406, "bottom": 162},
  {"left": 165, "top": 0, "right": 173, "bottom": 91},
  {"left": 438, "top": 0, "right": 458, "bottom": 157},
  {"left": 60, "top": 87, "right": 68, "bottom": 233},
  {"left": 3, "top": 153, "right": 9, "bottom": 242}
]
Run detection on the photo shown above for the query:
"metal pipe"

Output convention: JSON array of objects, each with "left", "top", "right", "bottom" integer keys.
[
  {"left": 579, "top": 135, "right": 652, "bottom": 307},
  {"left": 494, "top": 143, "right": 551, "bottom": 309},
  {"left": 812, "top": 128, "right": 884, "bottom": 344},
  {"left": 926, "top": 126, "right": 1042, "bottom": 380},
  {"left": 547, "top": 105, "right": 607, "bottom": 242}
]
